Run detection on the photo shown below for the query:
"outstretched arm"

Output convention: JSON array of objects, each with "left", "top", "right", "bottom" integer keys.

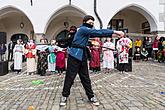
[
  {"left": 85, "top": 28, "right": 124, "bottom": 38},
  {"left": 113, "top": 31, "right": 124, "bottom": 38}
]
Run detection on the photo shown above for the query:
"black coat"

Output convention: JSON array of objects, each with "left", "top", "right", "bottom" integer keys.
[
  {"left": 0, "top": 44, "right": 6, "bottom": 54},
  {"left": 8, "top": 43, "right": 15, "bottom": 51},
  {"left": 57, "top": 33, "right": 75, "bottom": 48}
]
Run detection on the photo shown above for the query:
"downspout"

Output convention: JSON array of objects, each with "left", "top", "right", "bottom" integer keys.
[
  {"left": 94, "top": 0, "right": 103, "bottom": 29},
  {"left": 30, "top": 0, "right": 33, "bottom": 6}
]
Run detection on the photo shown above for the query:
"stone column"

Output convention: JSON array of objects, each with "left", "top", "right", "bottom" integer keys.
[
  {"left": 159, "top": 0, "right": 165, "bottom": 31},
  {"left": 34, "top": 33, "right": 45, "bottom": 44}
]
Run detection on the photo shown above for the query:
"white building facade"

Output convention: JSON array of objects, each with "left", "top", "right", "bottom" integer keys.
[{"left": 0, "top": 0, "right": 165, "bottom": 43}]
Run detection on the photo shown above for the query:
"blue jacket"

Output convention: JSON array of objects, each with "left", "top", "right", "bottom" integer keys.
[{"left": 68, "top": 25, "right": 114, "bottom": 61}]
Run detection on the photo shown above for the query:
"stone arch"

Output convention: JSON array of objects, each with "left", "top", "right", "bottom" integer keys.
[
  {"left": 108, "top": 3, "right": 157, "bottom": 32},
  {"left": 11, "top": 33, "right": 28, "bottom": 44},
  {"left": 0, "top": 5, "right": 34, "bottom": 42},
  {"left": 44, "top": 5, "right": 87, "bottom": 39}
]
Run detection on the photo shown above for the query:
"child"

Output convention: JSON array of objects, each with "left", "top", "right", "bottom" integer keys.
[
  {"left": 141, "top": 48, "right": 148, "bottom": 61},
  {"left": 47, "top": 40, "right": 57, "bottom": 73},
  {"left": 102, "top": 38, "right": 115, "bottom": 73},
  {"left": 133, "top": 47, "right": 141, "bottom": 62},
  {"left": 89, "top": 38, "right": 101, "bottom": 73},
  {"left": 55, "top": 46, "right": 66, "bottom": 75}
]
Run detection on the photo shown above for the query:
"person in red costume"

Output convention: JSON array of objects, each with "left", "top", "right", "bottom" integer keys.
[
  {"left": 55, "top": 45, "right": 66, "bottom": 75},
  {"left": 25, "top": 39, "right": 36, "bottom": 75},
  {"left": 89, "top": 38, "right": 101, "bottom": 73},
  {"left": 152, "top": 35, "right": 160, "bottom": 60}
]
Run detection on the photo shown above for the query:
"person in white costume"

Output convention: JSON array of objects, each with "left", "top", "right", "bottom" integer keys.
[
  {"left": 116, "top": 35, "right": 131, "bottom": 73},
  {"left": 13, "top": 39, "right": 24, "bottom": 74},
  {"left": 102, "top": 38, "right": 115, "bottom": 72}
]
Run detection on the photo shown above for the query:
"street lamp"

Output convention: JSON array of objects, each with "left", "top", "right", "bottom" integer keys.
[
  {"left": 64, "top": 17, "right": 69, "bottom": 29},
  {"left": 20, "top": 22, "right": 24, "bottom": 29},
  {"left": 64, "top": 21, "right": 69, "bottom": 29},
  {"left": 159, "top": 1, "right": 165, "bottom": 32},
  {"left": 20, "top": 16, "right": 24, "bottom": 29}
]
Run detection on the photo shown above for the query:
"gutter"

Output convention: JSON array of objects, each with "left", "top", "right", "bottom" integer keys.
[{"left": 94, "top": 0, "right": 103, "bottom": 29}]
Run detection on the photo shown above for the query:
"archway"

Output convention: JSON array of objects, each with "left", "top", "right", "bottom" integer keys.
[
  {"left": 45, "top": 5, "right": 86, "bottom": 41},
  {"left": 107, "top": 4, "right": 157, "bottom": 34},
  {"left": 11, "top": 33, "right": 28, "bottom": 44},
  {"left": 56, "top": 30, "right": 69, "bottom": 41},
  {"left": 0, "top": 6, "right": 34, "bottom": 44},
  {"left": 107, "top": 4, "right": 158, "bottom": 54}
]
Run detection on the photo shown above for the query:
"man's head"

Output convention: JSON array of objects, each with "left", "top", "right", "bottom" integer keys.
[
  {"left": 142, "top": 48, "right": 146, "bottom": 51},
  {"left": 137, "top": 48, "right": 140, "bottom": 52},
  {"left": 156, "top": 35, "right": 160, "bottom": 40},
  {"left": 83, "top": 15, "right": 95, "bottom": 23},
  {"left": 83, "top": 15, "right": 95, "bottom": 28},
  {"left": 107, "top": 38, "right": 112, "bottom": 42},
  {"left": 40, "top": 39, "right": 48, "bottom": 44},
  {"left": 17, "top": 39, "right": 22, "bottom": 44},
  {"left": 29, "top": 39, "right": 34, "bottom": 43},
  {"left": 50, "top": 39, "right": 56, "bottom": 45},
  {"left": 69, "top": 26, "right": 77, "bottom": 34}
]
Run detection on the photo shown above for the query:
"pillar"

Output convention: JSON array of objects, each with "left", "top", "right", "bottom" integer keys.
[{"left": 34, "top": 33, "right": 45, "bottom": 44}]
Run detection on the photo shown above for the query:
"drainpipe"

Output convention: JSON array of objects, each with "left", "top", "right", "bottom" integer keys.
[
  {"left": 94, "top": 0, "right": 103, "bottom": 29},
  {"left": 30, "top": 0, "right": 33, "bottom": 6},
  {"left": 69, "top": 0, "right": 71, "bottom": 5}
]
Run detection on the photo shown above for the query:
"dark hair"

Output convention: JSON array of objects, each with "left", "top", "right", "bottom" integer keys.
[
  {"left": 83, "top": 15, "right": 95, "bottom": 23},
  {"left": 104, "top": 39, "right": 107, "bottom": 43},
  {"left": 40, "top": 38, "right": 48, "bottom": 43}
]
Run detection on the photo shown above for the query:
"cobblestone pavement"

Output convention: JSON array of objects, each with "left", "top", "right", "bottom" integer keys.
[{"left": 0, "top": 61, "right": 165, "bottom": 110}]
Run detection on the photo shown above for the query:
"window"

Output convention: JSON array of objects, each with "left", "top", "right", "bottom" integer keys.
[
  {"left": 108, "top": 19, "right": 124, "bottom": 30},
  {"left": 141, "top": 21, "right": 150, "bottom": 34}
]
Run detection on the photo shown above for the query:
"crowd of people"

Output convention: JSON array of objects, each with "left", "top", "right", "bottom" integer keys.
[
  {"left": 133, "top": 36, "right": 165, "bottom": 62},
  {"left": 5, "top": 29, "right": 165, "bottom": 76},
  {"left": 5, "top": 28, "right": 128, "bottom": 76},
  {"left": 9, "top": 38, "right": 66, "bottom": 76}
]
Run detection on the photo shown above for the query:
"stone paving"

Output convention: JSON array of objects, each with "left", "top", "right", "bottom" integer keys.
[{"left": 0, "top": 61, "right": 165, "bottom": 110}]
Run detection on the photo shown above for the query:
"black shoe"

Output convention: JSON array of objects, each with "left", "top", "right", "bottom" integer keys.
[
  {"left": 60, "top": 96, "right": 67, "bottom": 106},
  {"left": 90, "top": 97, "right": 100, "bottom": 106}
]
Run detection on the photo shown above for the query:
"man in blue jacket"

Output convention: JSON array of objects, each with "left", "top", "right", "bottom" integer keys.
[{"left": 60, "top": 15, "right": 124, "bottom": 106}]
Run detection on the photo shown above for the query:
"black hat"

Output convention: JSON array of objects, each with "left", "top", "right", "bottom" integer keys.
[{"left": 83, "top": 15, "right": 95, "bottom": 23}]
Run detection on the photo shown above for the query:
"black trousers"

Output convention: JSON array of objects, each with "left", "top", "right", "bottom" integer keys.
[
  {"left": 8, "top": 51, "right": 13, "bottom": 61},
  {"left": 62, "top": 55, "right": 94, "bottom": 100},
  {"left": 146, "top": 48, "right": 152, "bottom": 58},
  {"left": 118, "top": 63, "right": 127, "bottom": 72},
  {"left": 153, "top": 50, "right": 158, "bottom": 60}
]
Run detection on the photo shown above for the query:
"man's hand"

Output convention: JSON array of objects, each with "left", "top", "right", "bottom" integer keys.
[{"left": 114, "top": 31, "right": 125, "bottom": 38}]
